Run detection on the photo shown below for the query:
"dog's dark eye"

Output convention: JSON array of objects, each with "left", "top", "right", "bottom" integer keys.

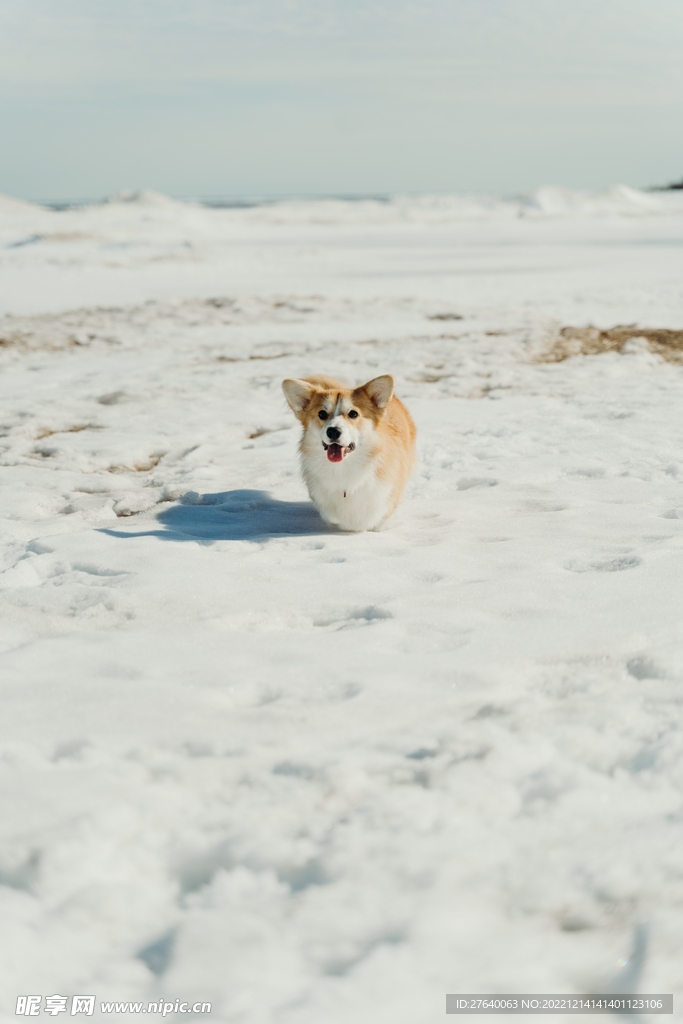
[
  {"left": 318, "top": 410, "right": 328, "bottom": 420},
  {"left": 348, "top": 410, "right": 358, "bottom": 419}
]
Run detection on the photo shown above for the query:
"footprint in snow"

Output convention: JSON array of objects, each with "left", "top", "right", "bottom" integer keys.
[
  {"left": 565, "top": 555, "right": 641, "bottom": 573},
  {"left": 313, "top": 606, "right": 392, "bottom": 630},
  {"left": 626, "top": 655, "right": 665, "bottom": 680},
  {"left": 457, "top": 477, "right": 498, "bottom": 491}
]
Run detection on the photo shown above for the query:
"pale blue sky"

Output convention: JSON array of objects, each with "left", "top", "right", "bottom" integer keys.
[{"left": 1, "top": 0, "right": 682, "bottom": 201}]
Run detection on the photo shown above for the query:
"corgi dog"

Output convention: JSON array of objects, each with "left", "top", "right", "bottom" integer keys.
[{"left": 282, "top": 374, "right": 416, "bottom": 532}]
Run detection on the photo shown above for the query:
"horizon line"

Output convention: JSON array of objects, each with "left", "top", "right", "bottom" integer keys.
[{"left": 12, "top": 180, "right": 683, "bottom": 211}]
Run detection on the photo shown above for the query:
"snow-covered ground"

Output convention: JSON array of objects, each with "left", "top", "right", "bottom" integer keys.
[{"left": 2, "top": 185, "right": 683, "bottom": 1023}]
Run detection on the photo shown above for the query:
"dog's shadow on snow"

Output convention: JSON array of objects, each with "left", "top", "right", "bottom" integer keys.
[{"left": 100, "top": 490, "right": 333, "bottom": 544}]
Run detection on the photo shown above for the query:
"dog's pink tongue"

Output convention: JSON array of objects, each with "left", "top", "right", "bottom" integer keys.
[{"left": 327, "top": 443, "right": 344, "bottom": 463}]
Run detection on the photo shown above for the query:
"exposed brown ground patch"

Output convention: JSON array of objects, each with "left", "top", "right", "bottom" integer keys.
[
  {"left": 34, "top": 424, "right": 100, "bottom": 439},
  {"left": 106, "top": 454, "right": 164, "bottom": 473},
  {"left": 0, "top": 295, "right": 342, "bottom": 354},
  {"left": 216, "top": 351, "right": 290, "bottom": 363},
  {"left": 539, "top": 325, "right": 683, "bottom": 364},
  {"left": 247, "top": 426, "right": 289, "bottom": 439}
]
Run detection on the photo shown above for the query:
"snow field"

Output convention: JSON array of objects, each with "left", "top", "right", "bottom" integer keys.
[{"left": 1, "top": 188, "right": 683, "bottom": 1022}]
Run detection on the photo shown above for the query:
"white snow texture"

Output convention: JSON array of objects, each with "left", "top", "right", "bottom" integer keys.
[{"left": 1, "top": 186, "right": 683, "bottom": 1022}]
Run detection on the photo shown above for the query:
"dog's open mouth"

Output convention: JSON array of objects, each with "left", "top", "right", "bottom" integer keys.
[{"left": 322, "top": 441, "right": 355, "bottom": 463}]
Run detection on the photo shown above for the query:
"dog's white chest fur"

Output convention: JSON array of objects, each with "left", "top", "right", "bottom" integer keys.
[{"left": 301, "top": 445, "right": 393, "bottom": 532}]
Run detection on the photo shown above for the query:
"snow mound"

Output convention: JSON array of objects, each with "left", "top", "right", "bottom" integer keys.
[
  {"left": 239, "top": 193, "right": 517, "bottom": 225},
  {"left": 2, "top": 185, "right": 683, "bottom": 230},
  {"left": 238, "top": 186, "right": 683, "bottom": 224},
  {"left": 99, "top": 189, "right": 191, "bottom": 209},
  {"left": 0, "top": 193, "right": 46, "bottom": 214},
  {"left": 522, "top": 184, "right": 667, "bottom": 217}
]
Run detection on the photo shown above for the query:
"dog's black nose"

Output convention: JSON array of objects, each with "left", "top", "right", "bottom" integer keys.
[{"left": 326, "top": 426, "right": 341, "bottom": 441}]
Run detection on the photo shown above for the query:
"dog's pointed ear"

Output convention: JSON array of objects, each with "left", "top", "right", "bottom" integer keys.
[
  {"left": 356, "top": 374, "right": 394, "bottom": 411},
  {"left": 282, "top": 378, "right": 316, "bottom": 419}
]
